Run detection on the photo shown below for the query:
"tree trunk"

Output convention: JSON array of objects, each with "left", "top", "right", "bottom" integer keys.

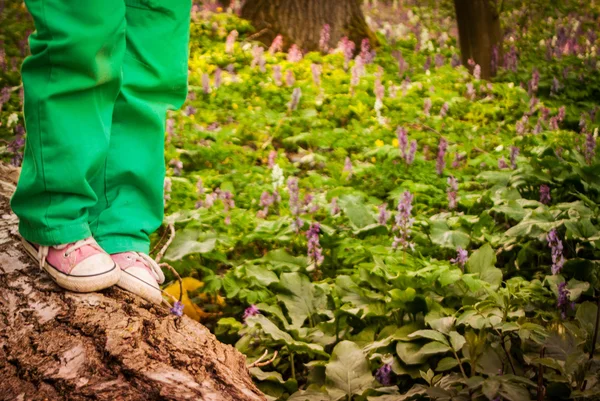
[
  {"left": 241, "top": 0, "right": 377, "bottom": 52},
  {"left": 0, "top": 164, "right": 265, "bottom": 401},
  {"left": 453, "top": 0, "right": 503, "bottom": 79}
]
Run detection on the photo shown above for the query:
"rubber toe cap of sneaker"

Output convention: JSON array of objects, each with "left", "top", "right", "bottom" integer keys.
[{"left": 70, "top": 253, "right": 117, "bottom": 277}]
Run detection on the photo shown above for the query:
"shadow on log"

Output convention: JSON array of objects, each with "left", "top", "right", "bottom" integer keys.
[{"left": 0, "top": 164, "right": 265, "bottom": 401}]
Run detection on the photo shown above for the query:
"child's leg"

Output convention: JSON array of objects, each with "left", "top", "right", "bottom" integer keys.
[
  {"left": 11, "top": 0, "right": 127, "bottom": 246},
  {"left": 88, "top": 0, "right": 192, "bottom": 255}
]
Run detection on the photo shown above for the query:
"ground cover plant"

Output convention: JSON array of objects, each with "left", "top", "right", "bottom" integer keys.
[{"left": 1, "top": 0, "right": 600, "bottom": 400}]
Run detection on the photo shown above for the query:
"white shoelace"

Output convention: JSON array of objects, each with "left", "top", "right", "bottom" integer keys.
[
  {"left": 124, "top": 252, "right": 166, "bottom": 284},
  {"left": 37, "top": 238, "right": 96, "bottom": 270}
]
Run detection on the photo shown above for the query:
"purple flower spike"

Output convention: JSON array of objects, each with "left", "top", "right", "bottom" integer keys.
[
  {"left": 243, "top": 305, "right": 260, "bottom": 321},
  {"left": 451, "top": 247, "right": 468, "bottom": 269},
  {"left": 269, "top": 35, "right": 283, "bottom": 54},
  {"left": 447, "top": 176, "right": 458, "bottom": 210},
  {"left": 392, "top": 191, "right": 415, "bottom": 251},
  {"left": 319, "top": 24, "right": 330, "bottom": 52},
  {"left": 375, "top": 363, "right": 393, "bottom": 386},
  {"left": 306, "top": 222, "right": 324, "bottom": 266},
  {"left": 557, "top": 282, "right": 575, "bottom": 319},
  {"left": 540, "top": 184, "right": 551, "bottom": 205},
  {"left": 378, "top": 204, "right": 390, "bottom": 225},
  {"left": 547, "top": 229, "right": 565, "bottom": 275},
  {"left": 436, "top": 137, "right": 448, "bottom": 175},
  {"left": 170, "top": 301, "right": 184, "bottom": 317},
  {"left": 510, "top": 146, "right": 519, "bottom": 169}
]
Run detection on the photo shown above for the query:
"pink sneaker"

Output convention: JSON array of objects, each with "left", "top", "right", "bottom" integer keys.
[
  {"left": 111, "top": 252, "right": 165, "bottom": 304},
  {"left": 21, "top": 237, "right": 120, "bottom": 292}
]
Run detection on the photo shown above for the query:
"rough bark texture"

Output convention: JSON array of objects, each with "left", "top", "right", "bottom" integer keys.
[
  {"left": 241, "top": 0, "right": 377, "bottom": 52},
  {"left": 453, "top": 0, "right": 503, "bottom": 79},
  {"left": 0, "top": 164, "right": 265, "bottom": 401}
]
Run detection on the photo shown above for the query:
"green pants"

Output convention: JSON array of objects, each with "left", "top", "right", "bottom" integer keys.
[{"left": 11, "top": 0, "right": 191, "bottom": 254}]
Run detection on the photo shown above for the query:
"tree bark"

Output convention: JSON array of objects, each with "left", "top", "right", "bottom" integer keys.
[
  {"left": 0, "top": 164, "right": 265, "bottom": 401},
  {"left": 453, "top": 0, "right": 503, "bottom": 79},
  {"left": 241, "top": 0, "right": 377, "bottom": 52}
]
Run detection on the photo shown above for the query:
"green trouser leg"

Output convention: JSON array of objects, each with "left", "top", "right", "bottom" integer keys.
[
  {"left": 88, "top": 0, "right": 191, "bottom": 255},
  {"left": 11, "top": 0, "right": 127, "bottom": 246}
]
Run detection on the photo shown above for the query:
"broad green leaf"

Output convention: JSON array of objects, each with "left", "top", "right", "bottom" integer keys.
[
  {"left": 408, "top": 330, "right": 449, "bottom": 345},
  {"left": 338, "top": 194, "right": 377, "bottom": 229},
  {"left": 436, "top": 357, "right": 459, "bottom": 371},
  {"left": 164, "top": 228, "right": 217, "bottom": 260},
  {"left": 277, "top": 273, "right": 327, "bottom": 329},
  {"left": 246, "top": 264, "right": 279, "bottom": 286},
  {"left": 466, "top": 244, "right": 502, "bottom": 289},
  {"left": 430, "top": 220, "right": 471, "bottom": 249},
  {"left": 449, "top": 331, "right": 466, "bottom": 352},
  {"left": 325, "top": 341, "right": 375, "bottom": 398}
]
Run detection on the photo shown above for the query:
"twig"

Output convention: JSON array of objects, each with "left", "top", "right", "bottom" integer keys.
[
  {"left": 247, "top": 349, "right": 279, "bottom": 368},
  {"left": 155, "top": 223, "right": 175, "bottom": 264},
  {"left": 242, "top": 27, "right": 270, "bottom": 43},
  {"left": 150, "top": 225, "right": 170, "bottom": 256},
  {"left": 159, "top": 262, "right": 183, "bottom": 303}
]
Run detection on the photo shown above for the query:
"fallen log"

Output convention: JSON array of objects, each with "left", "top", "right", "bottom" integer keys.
[{"left": 0, "top": 163, "right": 266, "bottom": 401}]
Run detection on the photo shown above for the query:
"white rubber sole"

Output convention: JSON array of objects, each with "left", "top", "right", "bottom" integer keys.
[
  {"left": 116, "top": 268, "right": 163, "bottom": 305},
  {"left": 21, "top": 238, "right": 121, "bottom": 293}
]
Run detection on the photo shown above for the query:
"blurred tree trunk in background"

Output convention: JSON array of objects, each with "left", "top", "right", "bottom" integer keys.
[
  {"left": 453, "top": 0, "right": 503, "bottom": 79},
  {"left": 241, "top": 0, "right": 377, "bottom": 52}
]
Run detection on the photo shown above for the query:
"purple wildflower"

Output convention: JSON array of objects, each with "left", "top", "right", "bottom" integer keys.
[
  {"left": 286, "top": 70, "right": 295, "bottom": 87},
  {"left": 269, "top": 34, "right": 283, "bottom": 54},
  {"left": 451, "top": 54, "right": 461, "bottom": 68},
  {"left": 510, "top": 146, "right": 519, "bottom": 169},
  {"left": 491, "top": 45, "right": 499, "bottom": 74},
  {"left": 273, "top": 65, "right": 283, "bottom": 86},
  {"left": 202, "top": 73, "right": 211, "bottom": 94},
  {"left": 585, "top": 128, "right": 597, "bottom": 164},
  {"left": 311, "top": 64, "right": 322, "bottom": 87},
  {"left": 551, "top": 77, "right": 562, "bottom": 95},
  {"left": 547, "top": 229, "right": 565, "bottom": 275},
  {"left": 375, "top": 364, "right": 393, "bottom": 386},
  {"left": 360, "top": 38, "right": 375, "bottom": 64},
  {"left": 338, "top": 37, "right": 356, "bottom": 69},
  {"left": 466, "top": 83, "right": 475, "bottom": 100},
  {"left": 435, "top": 54, "right": 445, "bottom": 68},
  {"left": 436, "top": 137, "right": 448, "bottom": 175},
  {"left": 406, "top": 140, "right": 417, "bottom": 165},
  {"left": 214, "top": 68, "right": 222, "bottom": 89},
  {"left": 169, "top": 159, "right": 183, "bottom": 176},
  {"left": 378, "top": 204, "right": 390, "bottom": 225},
  {"left": 243, "top": 305, "right": 260, "bottom": 321},
  {"left": 225, "top": 30, "right": 238, "bottom": 54},
  {"left": 557, "top": 106, "right": 566, "bottom": 122},
  {"left": 287, "top": 45, "right": 303, "bottom": 62},
  {"left": 529, "top": 68, "right": 540, "bottom": 94},
  {"left": 397, "top": 127, "right": 408, "bottom": 159},
  {"left": 306, "top": 222, "right": 324, "bottom": 266},
  {"left": 516, "top": 115, "right": 529, "bottom": 135},
  {"left": 498, "top": 157, "right": 508, "bottom": 169},
  {"left": 258, "top": 191, "right": 275, "bottom": 218},
  {"left": 268, "top": 150, "right": 277, "bottom": 168},
  {"left": 423, "top": 98, "right": 432, "bottom": 117},
  {"left": 319, "top": 24, "right": 330, "bottom": 52},
  {"left": 288, "top": 88, "right": 302, "bottom": 111},
  {"left": 287, "top": 177, "right": 302, "bottom": 231},
  {"left": 392, "top": 191, "right": 415, "bottom": 251},
  {"left": 440, "top": 102, "right": 449, "bottom": 117},
  {"left": 540, "top": 184, "right": 551, "bottom": 205},
  {"left": 343, "top": 157, "right": 353, "bottom": 177},
  {"left": 447, "top": 176, "right": 458, "bottom": 210},
  {"left": 557, "top": 282, "right": 575, "bottom": 319},
  {"left": 473, "top": 64, "right": 481, "bottom": 80},
  {"left": 549, "top": 117, "right": 559, "bottom": 131},
  {"left": 423, "top": 56, "right": 431, "bottom": 72},
  {"left": 170, "top": 301, "right": 184, "bottom": 317},
  {"left": 163, "top": 177, "right": 172, "bottom": 205},
  {"left": 451, "top": 247, "right": 469, "bottom": 269},
  {"left": 251, "top": 45, "right": 266, "bottom": 72}
]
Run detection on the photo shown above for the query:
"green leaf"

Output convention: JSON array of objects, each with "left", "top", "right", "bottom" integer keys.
[
  {"left": 277, "top": 273, "right": 327, "bottom": 330},
  {"left": 576, "top": 301, "right": 598, "bottom": 339},
  {"left": 396, "top": 341, "right": 451, "bottom": 365},
  {"left": 338, "top": 194, "right": 377, "bottom": 229},
  {"left": 325, "top": 341, "right": 375, "bottom": 398},
  {"left": 408, "top": 330, "right": 449, "bottom": 345},
  {"left": 164, "top": 228, "right": 217, "bottom": 260},
  {"left": 436, "top": 357, "right": 459, "bottom": 371},
  {"left": 465, "top": 244, "right": 502, "bottom": 289},
  {"left": 246, "top": 264, "right": 279, "bottom": 286},
  {"left": 430, "top": 220, "right": 471, "bottom": 249},
  {"left": 245, "top": 315, "right": 328, "bottom": 356},
  {"left": 449, "top": 331, "right": 466, "bottom": 352}
]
